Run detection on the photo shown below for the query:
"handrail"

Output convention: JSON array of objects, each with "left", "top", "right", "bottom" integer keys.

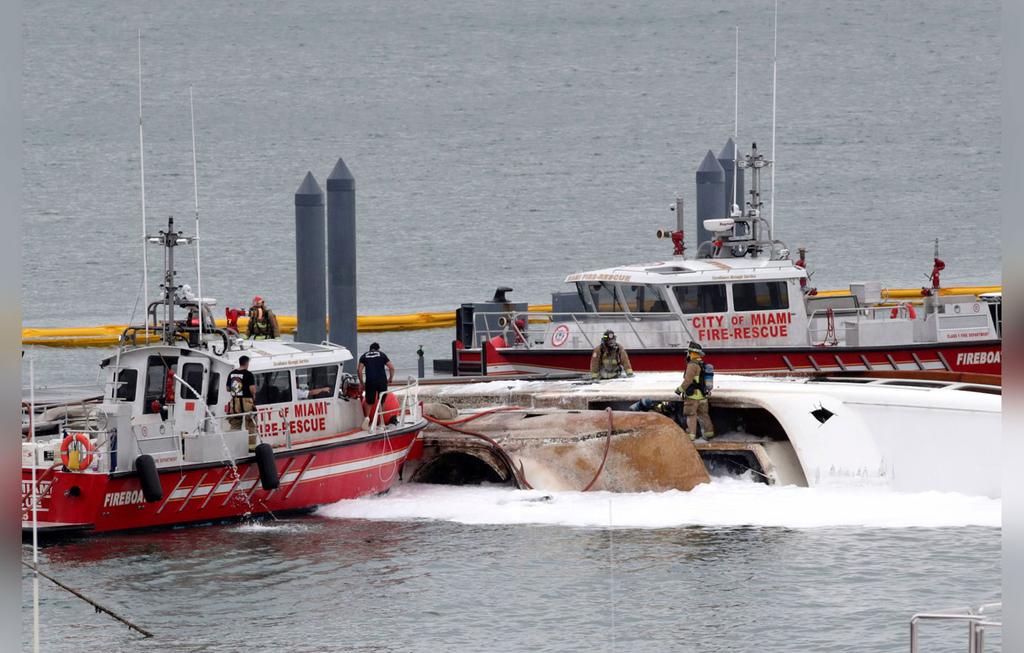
[
  {"left": 909, "top": 603, "right": 1001, "bottom": 652},
  {"left": 369, "top": 376, "right": 420, "bottom": 433},
  {"left": 471, "top": 309, "right": 692, "bottom": 349}
]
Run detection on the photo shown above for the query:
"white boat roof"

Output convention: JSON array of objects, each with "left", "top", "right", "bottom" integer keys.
[
  {"left": 228, "top": 340, "right": 353, "bottom": 370},
  {"left": 104, "top": 340, "right": 353, "bottom": 371},
  {"left": 565, "top": 257, "right": 807, "bottom": 285}
]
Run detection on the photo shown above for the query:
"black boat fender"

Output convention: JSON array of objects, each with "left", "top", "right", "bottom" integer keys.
[
  {"left": 254, "top": 443, "right": 280, "bottom": 490},
  {"left": 135, "top": 455, "right": 162, "bottom": 503}
]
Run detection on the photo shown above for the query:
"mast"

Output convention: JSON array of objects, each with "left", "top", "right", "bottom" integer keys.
[
  {"left": 769, "top": 0, "right": 779, "bottom": 239},
  {"left": 189, "top": 86, "right": 203, "bottom": 343},
  {"left": 137, "top": 30, "right": 149, "bottom": 340},
  {"left": 147, "top": 217, "right": 194, "bottom": 345},
  {"left": 732, "top": 26, "right": 740, "bottom": 218}
]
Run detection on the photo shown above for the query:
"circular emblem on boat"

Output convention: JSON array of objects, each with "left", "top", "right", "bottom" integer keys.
[
  {"left": 954, "top": 305, "right": 961, "bottom": 314},
  {"left": 973, "top": 303, "right": 981, "bottom": 313},
  {"left": 551, "top": 324, "right": 570, "bottom": 347}
]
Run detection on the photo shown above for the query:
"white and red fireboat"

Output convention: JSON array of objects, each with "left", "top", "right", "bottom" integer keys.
[
  {"left": 452, "top": 143, "right": 1001, "bottom": 379},
  {"left": 22, "top": 218, "right": 425, "bottom": 536}
]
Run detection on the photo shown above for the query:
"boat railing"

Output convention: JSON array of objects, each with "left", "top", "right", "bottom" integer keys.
[
  {"left": 805, "top": 306, "right": 890, "bottom": 346},
  {"left": 22, "top": 424, "right": 120, "bottom": 475},
  {"left": 470, "top": 310, "right": 695, "bottom": 350},
  {"left": 369, "top": 376, "right": 422, "bottom": 433},
  {"left": 909, "top": 602, "right": 1001, "bottom": 652}
]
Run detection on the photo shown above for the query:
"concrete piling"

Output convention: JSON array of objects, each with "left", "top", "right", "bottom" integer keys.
[
  {"left": 327, "top": 158, "right": 358, "bottom": 355},
  {"left": 294, "top": 172, "right": 326, "bottom": 344},
  {"left": 717, "top": 137, "right": 744, "bottom": 217},
  {"left": 695, "top": 150, "right": 726, "bottom": 254}
]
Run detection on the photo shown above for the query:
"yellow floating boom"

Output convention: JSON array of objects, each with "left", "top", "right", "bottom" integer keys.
[{"left": 21, "top": 286, "right": 1000, "bottom": 348}]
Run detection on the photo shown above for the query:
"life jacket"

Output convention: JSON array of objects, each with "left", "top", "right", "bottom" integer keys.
[{"left": 684, "top": 361, "right": 709, "bottom": 398}]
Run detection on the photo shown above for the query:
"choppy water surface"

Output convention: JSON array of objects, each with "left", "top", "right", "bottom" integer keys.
[{"left": 22, "top": 0, "right": 1000, "bottom": 650}]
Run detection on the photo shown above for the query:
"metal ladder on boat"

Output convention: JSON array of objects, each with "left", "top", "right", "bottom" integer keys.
[{"left": 909, "top": 602, "right": 1001, "bottom": 652}]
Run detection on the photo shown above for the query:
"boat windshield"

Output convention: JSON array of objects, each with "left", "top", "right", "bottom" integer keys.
[{"left": 620, "top": 284, "right": 666, "bottom": 313}]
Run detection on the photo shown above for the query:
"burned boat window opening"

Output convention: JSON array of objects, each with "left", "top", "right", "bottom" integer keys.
[
  {"left": 733, "top": 281, "right": 789, "bottom": 312},
  {"left": 114, "top": 368, "right": 137, "bottom": 402},
  {"left": 255, "top": 370, "right": 293, "bottom": 405},
  {"left": 672, "top": 284, "right": 728, "bottom": 314}
]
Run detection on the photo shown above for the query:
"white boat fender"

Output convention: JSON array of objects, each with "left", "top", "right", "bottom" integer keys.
[
  {"left": 134, "top": 455, "right": 162, "bottom": 503},
  {"left": 254, "top": 443, "right": 279, "bottom": 491}
]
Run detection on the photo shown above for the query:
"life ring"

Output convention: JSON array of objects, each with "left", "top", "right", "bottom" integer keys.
[{"left": 60, "top": 432, "right": 94, "bottom": 472}]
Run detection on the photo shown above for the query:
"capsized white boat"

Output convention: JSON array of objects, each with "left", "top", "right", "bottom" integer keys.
[{"left": 405, "top": 372, "right": 1001, "bottom": 498}]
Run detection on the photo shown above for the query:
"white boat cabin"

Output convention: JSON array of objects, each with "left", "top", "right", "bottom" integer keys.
[{"left": 469, "top": 257, "right": 1000, "bottom": 351}]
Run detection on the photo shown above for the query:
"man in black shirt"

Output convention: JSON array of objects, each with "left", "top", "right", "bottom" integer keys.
[
  {"left": 226, "top": 355, "right": 258, "bottom": 446},
  {"left": 357, "top": 342, "right": 395, "bottom": 415}
]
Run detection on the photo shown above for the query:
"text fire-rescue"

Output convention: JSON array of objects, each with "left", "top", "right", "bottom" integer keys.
[
  {"left": 690, "top": 311, "right": 792, "bottom": 343},
  {"left": 956, "top": 351, "right": 1000, "bottom": 366}
]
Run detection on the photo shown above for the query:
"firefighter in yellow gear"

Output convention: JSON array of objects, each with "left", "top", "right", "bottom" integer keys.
[
  {"left": 247, "top": 295, "right": 280, "bottom": 339},
  {"left": 674, "top": 341, "right": 715, "bottom": 441},
  {"left": 590, "top": 330, "right": 634, "bottom": 379}
]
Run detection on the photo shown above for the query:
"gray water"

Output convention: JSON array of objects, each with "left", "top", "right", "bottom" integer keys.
[{"left": 21, "top": 1, "right": 1001, "bottom": 650}]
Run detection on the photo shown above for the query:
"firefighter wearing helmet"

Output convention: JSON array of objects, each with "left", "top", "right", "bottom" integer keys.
[
  {"left": 674, "top": 341, "right": 716, "bottom": 441},
  {"left": 247, "top": 295, "right": 280, "bottom": 339},
  {"left": 590, "top": 330, "right": 634, "bottom": 380}
]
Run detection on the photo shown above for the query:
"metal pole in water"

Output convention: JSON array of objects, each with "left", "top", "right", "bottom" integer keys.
[
  {"left": 326, "top": 158, "right": 358, "bottom": 355},
  {"left": 295, "top": 172, "right": 326, "bottom": 344},
  {"left": 695, "top": 150, "right": 726, "bottom": 254}
]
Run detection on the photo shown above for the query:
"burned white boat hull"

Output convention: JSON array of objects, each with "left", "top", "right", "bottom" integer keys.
[{"left": 402, "top": 372, "right": 1001, "bottom": 497}]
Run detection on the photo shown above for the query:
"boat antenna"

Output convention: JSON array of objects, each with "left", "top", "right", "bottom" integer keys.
[
  {"left": 732, "top": 25, "right": 740, "bottom": 218},
  {"left": 189, "top": 85, "right": 203, "bottom": 345},
  {"left": 137, "top": 30, "right": 149, "bottom": 340},
  {"left": 769, "top": 0, "right": 778, "bottom": 239}
]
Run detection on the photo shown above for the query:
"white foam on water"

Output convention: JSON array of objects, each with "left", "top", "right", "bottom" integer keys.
[
  {"left": 318, "top": 479, "right": 1001, "bottom": 529},
  {"left": 229, "top": 520, "right": 313, "bottom": 534}
]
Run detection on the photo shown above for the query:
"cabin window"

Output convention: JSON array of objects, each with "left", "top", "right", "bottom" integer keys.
[
  {"left": 733, "top": 281, "right": 789, "bottom": 312},
  {"left": 585, "top": 282, "right": 620, "bottom": 313},
  {"left": 620, "top": 285, "right": 663, "bottom": 313},
  {"left": 143, "top": 356, "right": 178, "bottom": 414},
  {"left": 295, "top": 365, "right": 339, "bottom": 400},
  {"left": 672, "top": 284, "right": 728, "bottom": 314},
  {"left": 179, "top": 363, "right": 205, "bottom": 400},
  {"left": 255, "top": 370, "right": 292, "bottom": 405},
  {"left": 114, "top": 369, "right": 137, "bottom": 402},
  {"left": 207, "top": 372, "right": 220, "bottom": 406}
]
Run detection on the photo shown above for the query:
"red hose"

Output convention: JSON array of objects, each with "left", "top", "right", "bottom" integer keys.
[
  {"left": 581, "top": 407, "right": 614, "bottom": 492},
  {"left": 424, "top": 405, "right": 616, "bottom": 493},
  {"left": 423, "top": 412, "right": 534, "bottom": 490}
]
